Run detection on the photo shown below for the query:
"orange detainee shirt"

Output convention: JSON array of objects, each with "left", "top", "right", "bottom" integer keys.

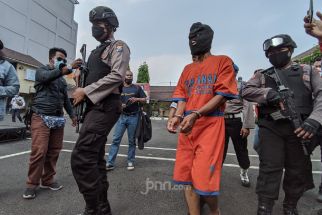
[{"left": 172, "top": 55, "right": 238, "bottom": 116}]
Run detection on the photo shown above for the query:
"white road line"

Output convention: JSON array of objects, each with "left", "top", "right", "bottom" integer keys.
[
  {"left": 0, "top": 150, "right": 31, "bottom": 160},
  {"left": 27, "top": 138, "right": 322, "bottom": 162},
  {"left": 1, "top": 149, "right": 322, "bottom": 174},
  {"left": 61, "top": 139, "right": 177, "bottom": 151},
  {"left": 61, "top": 149, "right": 176, "bottom": 161}
]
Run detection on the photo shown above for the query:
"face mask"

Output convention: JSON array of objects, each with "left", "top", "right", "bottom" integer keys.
[
  {"left": 268, "top": 50, "right": 292, "bottom": 68},
  {"left": 125, "top": 79, "right": 133, "bottom": 85},
  {"left": 92, "top": 25, "right": 106, "bottom": 41},
  {"left": 54, "top": 58, "right": 65, "bottom": 70}
]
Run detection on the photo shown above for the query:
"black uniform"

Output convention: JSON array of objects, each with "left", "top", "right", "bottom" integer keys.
[
  {"left": 242, "top": 64, "right": 322, "bottom": 213},
  {"left": 71, "top": 41, "right": 128, "bottom": 214}
]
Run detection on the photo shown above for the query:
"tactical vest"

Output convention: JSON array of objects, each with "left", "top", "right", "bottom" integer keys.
[
  {"left": 85, "top": 42, "right": 112, "bottom": 86},
  {"left": 259, "top": 65, "right": 313, "bottom": 116}
]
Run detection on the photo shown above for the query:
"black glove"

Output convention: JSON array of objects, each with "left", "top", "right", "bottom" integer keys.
[
  {"left": 266, "top": 89, "right": 281, "bottom": 106},
  {"left": 301, "top": 118, "right": 321, "bottom": 135}
]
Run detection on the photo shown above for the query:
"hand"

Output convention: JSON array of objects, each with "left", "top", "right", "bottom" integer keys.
[
  {"left": 70, "top": 58, "right": 83, "bottom": 69},
  {"left": 240, "top": 128, "right": 250, "bottom": 138},
  {"left": 61, "top": 66, "right": 73, "bottom": 75},
  {"left": 179, "top": 113, "right": 198, "bottom": 134},
  {"left": 294, "top": 118, "right": 321, "bottom": 140},
  {"left": 122, "top": 103, "right": 127, "bottom": 109},
  {"left": 266, "top": 90, "right": 281, "bottom": 106},
  {"left": 304, "top": 11, "right": 322, "bottom": 42},
  {"left": 71, "top": 116, "right": 77, "bottom": 127},
  {"left": 167, "top": 117, "right": 181, "bottom": 133},
  {"left": 128, "top": 97, "right": 138, "bottom": 103},
  {"left": 72, "top": 88, "right": 86, "bottom": 106}
]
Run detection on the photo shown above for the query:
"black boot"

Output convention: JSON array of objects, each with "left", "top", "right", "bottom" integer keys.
[
  {"left": 98, "top": 190, "right": 112, "bottom": 215},
  {"left": 283, "top": 197, "right": 299, "bottom": 215},
  {"left": 82, "top": 206, "right": 99, "bottom": 215},
  {"left": 257, "top": 197, "right": 274, "bottom": 215},
  {"left": 98, "top": 202, "right": 112, "bottom": 215},
  {"left": 82, "top": 195, "right": 99, "bottom": 215}
]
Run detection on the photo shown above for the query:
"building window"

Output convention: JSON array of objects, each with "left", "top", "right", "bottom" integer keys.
[{"left": 25, "top": 69, "right": 36, "bottom": 81}]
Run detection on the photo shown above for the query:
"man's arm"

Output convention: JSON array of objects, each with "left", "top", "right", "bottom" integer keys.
[
  {"left": 136, "top": 86, "right": 147, "bottom": 103},
  {"left": 0, "top": 63, "right": 19, "bottom": 97},
  {"left": 84, "top": 41, "right": 130, "bottom": 104},
  {"left": 62, "top": 81, "right": 75, "bottom": 119},
  {"left": 241, "top": 72, "right": 271, "bottom": 104},
  {"left": 304, "top": 11, "right": 322, "bottom": 47},
  {"left": 35, "top": 66, "right": 63, "bottom": 84},
  {"left": 306, "top": 66, "right": 322, "bottom": 126},
  {"left": 242, "top": 99, "right": 255, "bottom": 129}
]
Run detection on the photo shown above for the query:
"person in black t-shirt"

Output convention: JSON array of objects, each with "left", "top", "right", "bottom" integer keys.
[{"left": 106, "top": 70, "right": 146, "bottom": 171}]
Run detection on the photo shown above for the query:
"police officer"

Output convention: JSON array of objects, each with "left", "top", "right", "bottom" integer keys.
[
  {"left": 71, "top": 6, "right": 130, "bottom": 215},
  {"left": 222, "top": 65, "right": 255, "bottom": 187},
  {"left": 242, "top": 34, "right": 322, "bottom": 215}
]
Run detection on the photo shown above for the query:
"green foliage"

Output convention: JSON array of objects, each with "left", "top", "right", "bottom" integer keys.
[
  {"left": 137, "top": 62, "right": 150, "bottom": 83},
  {"left": 298, "top": 47, "right": 321, "bottom": 64}
]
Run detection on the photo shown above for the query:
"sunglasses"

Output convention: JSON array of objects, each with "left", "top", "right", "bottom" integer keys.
[{"left": 56, "top": 57, "right": 67, "bottom": 64}]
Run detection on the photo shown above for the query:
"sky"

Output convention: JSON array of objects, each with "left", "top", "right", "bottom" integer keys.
[{"left": 74, "top": 0, "right": 322, "bottom": 86}]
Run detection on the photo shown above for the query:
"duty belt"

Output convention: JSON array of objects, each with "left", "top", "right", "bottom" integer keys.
[{"left": 224, "top": 112, "right": 242, "bottom": 119}]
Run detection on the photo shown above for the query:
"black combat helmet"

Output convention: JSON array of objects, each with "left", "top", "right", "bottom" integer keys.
[
  {"left": 89, "top": 6, "right": 119, "bottom": 30},
  {"left": 263, "top": 34, "right": 297, "bottom": 56}
]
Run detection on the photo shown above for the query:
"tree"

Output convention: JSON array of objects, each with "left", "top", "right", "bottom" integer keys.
[
  {"left": 298, "top": 46, "right": 321, "bottom": 64},
  {"left": 137, "top": 62, "right": 150, "bottom": 83}
]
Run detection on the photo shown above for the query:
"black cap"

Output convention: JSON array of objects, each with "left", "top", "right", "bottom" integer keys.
[
  {"left": 189, "top": 22, "right": 214, "bottom": 56},
  {"left": 0, "top": 40, "right": 3, "bottom": 50},
  {"left": 89, "top": 6, "right": 119, "bottom": 29}
]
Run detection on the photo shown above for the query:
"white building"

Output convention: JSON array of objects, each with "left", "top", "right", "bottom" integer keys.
[{"left": 0, "top": 0, "right": 78, "bottom": 64}]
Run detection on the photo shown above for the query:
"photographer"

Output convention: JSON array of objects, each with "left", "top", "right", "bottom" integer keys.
[{"left": 23, "top": 47, "right": 81, "bottom": 199}]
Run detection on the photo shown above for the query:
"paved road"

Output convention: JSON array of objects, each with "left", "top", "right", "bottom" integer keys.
[{"left": 0, "top": 116, "right": 322, "bottom": 215}]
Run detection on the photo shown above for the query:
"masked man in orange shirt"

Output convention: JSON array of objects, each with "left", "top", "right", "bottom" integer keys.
[{"left": 167, "top": 22, "right": 238, "bottom": 215}]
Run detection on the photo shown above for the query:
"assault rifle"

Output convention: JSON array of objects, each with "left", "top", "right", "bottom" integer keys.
[
  {"left": 265, "top": 68, "right": 310, "bottom": 155},
  {"left": 75, "top": 44, "right": 88, "bottom": 133}
]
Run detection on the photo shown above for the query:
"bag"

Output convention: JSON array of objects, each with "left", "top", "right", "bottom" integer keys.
[{"left": 40, "top": 115, "right": 66, "bottom": 129}]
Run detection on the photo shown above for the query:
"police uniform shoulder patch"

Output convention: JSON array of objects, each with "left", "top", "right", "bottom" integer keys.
[{"left": 116, "top": 45, "right": 123, "bottom": 53}]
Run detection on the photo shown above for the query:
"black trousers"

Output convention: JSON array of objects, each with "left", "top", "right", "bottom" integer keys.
[
  {"left": 223, "top": 118, "right": 250, "bottom": 170},
  {"left": 12, "top": 109, "right": 22, "bottom": 122},
  {"left": 256, "top": 118, "right": 312, "bottom": 201},
  {"left": 71, "top": 97, "right": 121, "bottom": 206}
]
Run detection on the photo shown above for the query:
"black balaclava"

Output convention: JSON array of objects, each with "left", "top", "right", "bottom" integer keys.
[{"left": 189, "top": 22, "right": 214, "bottom": 56}]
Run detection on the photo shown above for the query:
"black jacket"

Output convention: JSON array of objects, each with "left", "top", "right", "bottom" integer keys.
[
  {"left": 32, "top": 65, "right": 74, "bottom": 117},
  {"left": 135, "top": 111, "right": 152, "bottom": 150}
]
